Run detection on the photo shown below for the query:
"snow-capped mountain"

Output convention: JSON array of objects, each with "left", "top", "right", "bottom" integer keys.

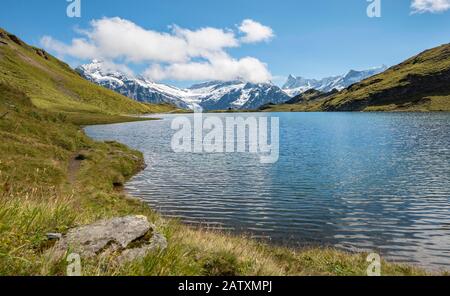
[
  {"left": 283, "top": 66, "right": 388, "bottom": 97},
  {"left": 76, "top": 61, "right": 291, "bottom": 111},
  {"left": 76, "top": 60, "right": 193, "bottom": 109},
  {"left": 188, "top": 80, "right": 291, "bottom": 110}
]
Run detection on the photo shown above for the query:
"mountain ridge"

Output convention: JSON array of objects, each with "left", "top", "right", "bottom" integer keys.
[
  {"left": 264, "top": 43, "right": 450, "bottom": 112},
  {"left": 322, "top": 43, "right": 450, "bottom": 111},
  {"left": 76, "top": 60, "right": 291, "bottom": 111},
  {"left": 282, "top": 65, "right": 388, "bottom": 97}
]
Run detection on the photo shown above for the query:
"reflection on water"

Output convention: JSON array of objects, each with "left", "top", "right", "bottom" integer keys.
[{"left": 85, "top": 112, "right": 450, "bottom": 271}]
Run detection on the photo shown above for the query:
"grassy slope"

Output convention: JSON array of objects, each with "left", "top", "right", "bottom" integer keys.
[
  {"left": 267, "top": 43, "right": 450, "bottom": 112},
  {"left": 0, "top": 28, "right": 177, "bottom": 118},
  {"left": 0, "top": 30, "right": 431, "bottom": 275}
]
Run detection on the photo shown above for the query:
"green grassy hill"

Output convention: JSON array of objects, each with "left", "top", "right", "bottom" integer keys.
[
  {"left": 0, "top": 28, "right": 176, "bottom": 119},
  {"left": 267, "top": 43, "right": 450, "bottom": 112},
  {"left": 323, "top": 43, "right": 450, "bottom": 111}
]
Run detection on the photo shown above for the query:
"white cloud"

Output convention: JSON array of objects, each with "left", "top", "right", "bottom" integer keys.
[
  {"left": 172, "top": 25, "right": 239, "bottom": 58},
  {"left": 97, "top": 60, "right": 135, "bottom": 77},
  {"left": 41, "top": 36, "right": 97, "bottom": 60},
  {"left": 144, "top": 54, "right": 272, "bottom": 83},
  {"left": 411, "top": 0, "right": 450, "bottom": 13},
  {"left": 41, "top": 17, "right": 274, "bottom": 83},
  {"left": 238, "top": 19, "right": 274, "bottom": 43}
]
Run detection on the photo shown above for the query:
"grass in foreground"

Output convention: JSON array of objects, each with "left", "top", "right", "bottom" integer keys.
[{"left": 0, "top": 82, "right": 433, "bottom": 276}]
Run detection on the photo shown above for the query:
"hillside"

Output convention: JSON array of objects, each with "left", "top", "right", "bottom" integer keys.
[
  {"left": 0, "top": 28, "right": 176, "bottom": 119},
  {"left": 267, "top": 43, "right": 450, "bottom": 112}
]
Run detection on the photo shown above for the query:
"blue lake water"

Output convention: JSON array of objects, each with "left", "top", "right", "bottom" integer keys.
[{"left": 85, "top": 112, "right": 450, "bottom": 271}]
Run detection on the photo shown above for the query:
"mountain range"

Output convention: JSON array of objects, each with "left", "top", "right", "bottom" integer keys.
[
  {"left": 76, "top": 61, "right": 291, "bottom": 111},
  {"left": 263, "top": 43, "right": 450, "bottom": 112},
  {"left": 6, "top": 24, "right": 444, "bottom": 114},
  {"left": 77, "top": 60, "right": 389, "bottom": 111},
  {"left": 282, "top": 66, "right": 388, "bottom": 97}
]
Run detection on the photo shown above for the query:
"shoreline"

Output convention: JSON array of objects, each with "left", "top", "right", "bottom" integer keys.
[
  {"left": 84, "top": 116, "right": 441, "bottom": 275},
  {"left": 0, "top": 83, "right": 437, "bottom": 275}
]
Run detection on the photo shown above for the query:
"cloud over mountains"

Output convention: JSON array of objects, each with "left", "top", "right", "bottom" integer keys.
[{"left": 41, "top": 17, "right": 274, "bottom": 83}]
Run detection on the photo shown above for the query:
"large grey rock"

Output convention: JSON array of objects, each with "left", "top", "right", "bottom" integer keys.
[{"left": 51, "top": 215, "right": 167, "bottom": 263}]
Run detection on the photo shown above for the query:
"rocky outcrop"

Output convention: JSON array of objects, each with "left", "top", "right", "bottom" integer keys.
[{"left": 48, "top": 215, "right": 167, "bottom": 264}]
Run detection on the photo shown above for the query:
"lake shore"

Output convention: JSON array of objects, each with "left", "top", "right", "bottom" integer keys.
[
  {"left": 79, "top": 115, "right": 439, "bottom": 276},
  {"left": 0, "top": 93, "right": 436, "bottom": 275}
]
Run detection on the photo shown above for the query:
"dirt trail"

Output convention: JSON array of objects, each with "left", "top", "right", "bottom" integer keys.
[{"left": 67, "top": 153, "right": 85, "bottom": 185}]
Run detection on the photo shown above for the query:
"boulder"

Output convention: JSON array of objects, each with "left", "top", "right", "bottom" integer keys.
[{"left": 51, "top": 215, "right": 167, "bottom": 263}]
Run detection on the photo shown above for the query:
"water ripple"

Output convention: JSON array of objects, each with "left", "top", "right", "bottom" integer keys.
[{"left": 86, "top": 112, "right": 450, "bottom": 271}]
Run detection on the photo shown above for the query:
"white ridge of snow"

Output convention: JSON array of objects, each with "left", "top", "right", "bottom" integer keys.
[
  {"left": 76, "top": 61, "right": 291, "bottom": 110},
  {"left": 283, "top": 65, "right": 388, "bottom": 97}
]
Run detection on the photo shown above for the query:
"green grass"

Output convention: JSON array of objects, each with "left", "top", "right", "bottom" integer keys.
[
  {"left": 62, "top": 112, "right": 157, "bottom": 126},
  {"left": 260, "top": 101, "right": 323, "bottom": 112}
]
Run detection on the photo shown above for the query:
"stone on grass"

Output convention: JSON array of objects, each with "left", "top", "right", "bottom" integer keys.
[{"left": 50, "top": 215, "right": 167, "bottom": 264}]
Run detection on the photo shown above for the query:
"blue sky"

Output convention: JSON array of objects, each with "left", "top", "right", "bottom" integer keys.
[{"left": 1, "top": 0, "right": 449, "bottom": 86}]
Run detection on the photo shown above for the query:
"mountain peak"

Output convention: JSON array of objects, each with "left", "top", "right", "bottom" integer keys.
[
  {"left": 283, "top": 66, "right": 388, "bottom": 97},
  {"left": 77, "top": 60, "right": 104, "bottom": 74},
  {"left": 76, "top": 64, "right": 289, "bottom": 111}
]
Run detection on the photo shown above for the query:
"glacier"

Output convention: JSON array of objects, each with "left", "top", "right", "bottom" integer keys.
[{"left": 76, "top": 60, "right": 291, "bottom": 111}]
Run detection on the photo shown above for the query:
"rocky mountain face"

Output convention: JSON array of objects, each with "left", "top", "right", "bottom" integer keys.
[
  {"left": 76, "top": 60, "right": 193, "bottom": 109},
  {"left": 76, "top": 61, "right": 291, "bottom": 111},
  {"left": 188, "top": 80, "right": 291, "bottom": 111},
  {"left": 282, "top": 66, "right": 388, "bottom": 97}
]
